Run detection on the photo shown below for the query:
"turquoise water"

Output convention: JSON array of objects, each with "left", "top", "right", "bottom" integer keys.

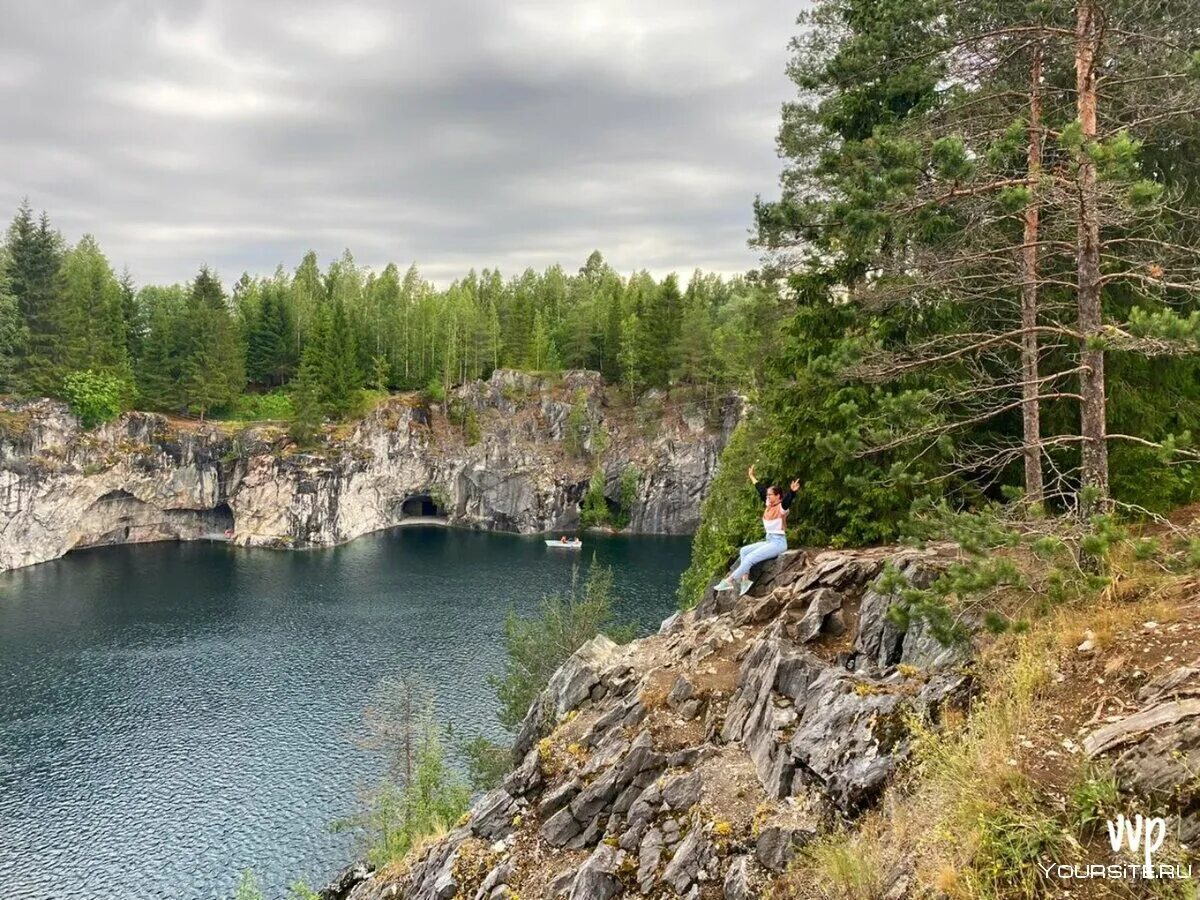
[{"left": 0, "top": 528, "right": 690, "bottom": 900}]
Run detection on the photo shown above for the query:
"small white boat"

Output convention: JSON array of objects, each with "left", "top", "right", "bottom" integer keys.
[{"left": 546, "top": 539, "right": 583, "bottom": 549}]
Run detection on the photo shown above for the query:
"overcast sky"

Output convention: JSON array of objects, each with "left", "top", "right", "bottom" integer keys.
[{"left": 0, "top": 1, "right": 799, "bottom": 287}]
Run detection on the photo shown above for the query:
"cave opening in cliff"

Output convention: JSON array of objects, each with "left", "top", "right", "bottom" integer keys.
[
  {"left": 400, "top": 494, "right": 446, "bottom": 519},
  {"left": 209, "top": 502, "right": 234, "bottom": 531}
]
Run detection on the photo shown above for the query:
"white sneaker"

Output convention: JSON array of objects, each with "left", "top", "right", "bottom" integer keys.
[
  {"left": 738, "top": 578, "right": 753, "bottom": 597},
  {"left": 715, "top": 578, "right": 735, "bottom": 592}
]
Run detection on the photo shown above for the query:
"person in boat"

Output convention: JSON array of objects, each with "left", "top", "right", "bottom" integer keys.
[
  {"left": 716, "top": 465, "right": 800, "bottom": 596},
  {"left": 561, "top": 535, "right": 569, "bottom": 544}
]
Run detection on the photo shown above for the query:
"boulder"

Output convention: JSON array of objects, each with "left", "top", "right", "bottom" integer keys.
[
  {"left": 470, "top": 789, "right": 517, "bottom": 841},
  {"left": 568, "top": 844, "right": 624, "bottom": 900},
  {"left": 319, "top": 861, "right": 373, "bottom": 900},
  {"left": 662, "top": 825, "right": 709, "bottom": 893},
  {"left": 723, "top": 855, "right": 759, "bottom": 900},
  {"left": 793, "top": 588, "right": 845, "bottom": 643}
]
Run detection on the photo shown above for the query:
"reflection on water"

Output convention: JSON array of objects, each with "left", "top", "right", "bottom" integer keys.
[{"left": 0, "top": 528, "right": 689, "bottom": 900}]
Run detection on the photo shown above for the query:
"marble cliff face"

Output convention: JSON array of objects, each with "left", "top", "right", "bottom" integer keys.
[{"left": 0, "top": 370, "right": 740, "bottom": 572}]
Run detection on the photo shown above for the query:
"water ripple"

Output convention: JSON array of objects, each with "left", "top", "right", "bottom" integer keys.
[{"left": 0, "top": 529, "right": 687, "bottom": 900}]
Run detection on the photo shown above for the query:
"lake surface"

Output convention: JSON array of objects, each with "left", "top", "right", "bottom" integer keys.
[{"left": 0, "top": 528, "right": 690, "bottom": 900}]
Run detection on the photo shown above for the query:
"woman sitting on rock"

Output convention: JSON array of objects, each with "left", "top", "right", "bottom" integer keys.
[{"left": 716, "top": 465, "right": 800, "bottom": 597}]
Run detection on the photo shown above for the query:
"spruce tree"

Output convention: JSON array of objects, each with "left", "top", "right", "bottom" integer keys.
[
  {"left": 181, "top": 267, "right": 244, "bottom": 419},
  {"left": 288, "top": 356, "right": 324, "bottom": 445},
  {"left": 0, "top": 253, "right": 26, "bottom": 393},
  {"left": 5, "top": 202, "right": 63, "bottom": 395},
  {"left": 317, "top": 297, "right": 360, "bottom": 418},
  {"left": 57, "top": 235, "right": 130, "bottom": 382}
]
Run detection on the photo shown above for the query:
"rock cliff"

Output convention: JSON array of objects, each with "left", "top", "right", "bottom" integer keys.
[
  {"left": 328, "top": 544, "right": 1200, "bottom": 899},
  {"left": 0, "top": 370, "right": 739, "bottom": 572},
  {"left": 328, "top": 545, "right": 972, "bottom": 900}
]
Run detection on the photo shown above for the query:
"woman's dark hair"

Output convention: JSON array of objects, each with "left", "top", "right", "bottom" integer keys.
[{"left": 766, "top": 484, "right": 781, "bottom": 497}]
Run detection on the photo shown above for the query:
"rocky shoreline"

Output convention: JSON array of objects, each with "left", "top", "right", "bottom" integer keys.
[
  {"left": 323, "top": 546, "right": 971, "bottom": 899},
  {"left": 0, "top": 370, "right": 739, "bottom": 572},
  {"left": 325, "top": 545, "right": 1200, "bottom": 899}
]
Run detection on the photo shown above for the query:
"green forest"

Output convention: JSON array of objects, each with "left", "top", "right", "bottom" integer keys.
[
  {"left": 4, "top": 0, "right": 1200, "bottom": 584},
  {"left": 678, "top": 0, "right": 1200, "bottom": 600},
  {"left": 0, "top": 203, "right": 779, "bottom": 431}
]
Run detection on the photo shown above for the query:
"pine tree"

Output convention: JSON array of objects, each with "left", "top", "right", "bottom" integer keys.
[
  {"left": 57, "top": 235, "right": 130, "bottom": 382},
  {"left": 5, "top": 202, "right": 63, "bottom": 395},
  {"left": 318, "top": 297, "right": 361, "bottom": 418},
  {"left": 181, "top": 267, "right": 244, "bottom": 418},
  {"left": 0, "top": 253, "right": 26, "bottom": 393},
  {"left": 135, "top": 286, "right": 187, "bottom": 411},
  {"left": 118, "top": 268, "right": 142, "bottom": 363},
  {"left": 289, "top": 356, "right": 324, "bottom": 445}
]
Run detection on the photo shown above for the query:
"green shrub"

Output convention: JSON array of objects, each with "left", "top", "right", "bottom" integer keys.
[
  {"left": 970, "top": 802, "right": 1069, "bottom": 899},
  {"left": 580, "top": 470, "right": 610, "bottom": 527},
  {"left": 424, "top": 377, "right": 446, "bottom": 405},
  {"left": 61, "top": 369, "right": 129, "bottom": 428},
  {"left": 459, "top": 734, "right": 512, "bottom": 792},
  {"left": 338, "top": 678, "right": 471, "bottom": 869},
  {"left": 287, "top": 881, "right": 320, "bottom": 900},
  {"left": 491, "top": 563, "right": 633, "bottom": 729},
  {"left": 226, "top": 391, "right": 293, "bottom": 421},
  {"left": 233, "top": 870, "right": 263, "bottom": 900},
  {"left": 677, "top": 424, "right": 763, "bottom": 607}
]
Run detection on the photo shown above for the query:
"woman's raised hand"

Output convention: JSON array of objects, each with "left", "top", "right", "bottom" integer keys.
[
  {"left": 748, "top": 464, "right": 757, "bottom": 483},
  {"left": 790, "top": 478, "right": 801, "bottom": 492}
]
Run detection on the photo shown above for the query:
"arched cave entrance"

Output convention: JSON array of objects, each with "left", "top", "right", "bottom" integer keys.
[
  {"left": 208, "top": 502, "right": 235, "bottom": 532},
  {"left": 400, "top": 493, "right": 446, "bottom": 519}
]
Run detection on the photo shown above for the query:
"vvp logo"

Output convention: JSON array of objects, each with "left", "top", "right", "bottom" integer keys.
[{"left": 1108, "top": 813, "right": 1167, "bottom": 873}]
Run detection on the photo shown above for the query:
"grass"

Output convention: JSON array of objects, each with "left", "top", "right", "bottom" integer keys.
[{"left": 771, "top": 555, "right": 1190, "bottom": 899}]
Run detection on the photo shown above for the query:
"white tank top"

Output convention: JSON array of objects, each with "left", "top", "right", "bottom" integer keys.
[{"left": 763, "top": 511, "right": 786, "bottom": 536}]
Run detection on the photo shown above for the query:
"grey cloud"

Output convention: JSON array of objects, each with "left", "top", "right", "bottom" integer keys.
[{"left": 0, "top": 0, "right": 799, "bottom": 286}]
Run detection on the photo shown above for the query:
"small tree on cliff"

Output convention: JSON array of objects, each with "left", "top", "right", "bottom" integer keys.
[{"left": 491, "top": 562, "right": 632, "bottom": 730}]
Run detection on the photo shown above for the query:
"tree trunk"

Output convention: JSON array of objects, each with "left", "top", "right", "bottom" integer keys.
[
  {"left": 1019, "top": 44, "right": 1045, "bottom": 508},
  {"left": 1075, "top": 0, "right": 1109, "bottom": 513}
]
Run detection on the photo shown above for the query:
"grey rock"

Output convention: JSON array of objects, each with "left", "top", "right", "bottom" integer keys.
[
  {"left": 855, "top": 559, "right": 936, "bottom": 668},
  {"left": 661, "top": 770, "right": 703, "bottom": 812},
  {"left": 0, "top": 378, "right": 737, "bottom": 571},
  {"left": 900, "top": 616, "right": 972, "bottom": 671},
  {"left": 756, "top": 825, "right": 812, "bottom": 873},
  {"left": 746, "top": 549, "right": 807, "bottom": 597},
  {"left": 789, "top": 669, "right": 910, "bottom": 812},
  {"left": 667, "top": 674, "right": 695, "bottom": 708},
  {"left": 661, "top": 816, "right": 681, "bottom": 844},
  {"left": 538, "top": 778, "right": 581, "bottom": 819},
  {"left": 319, "top": 861, "right": 373, "bottom": 900},
  {"left": 540, "top": 805, "right": 583, "bottom": 848},
  {"left": 723, "top": 855, "right": 757, "bottom": 900},
  {"left": 638, "top": 826, "right": 665, "bottom": 890},
  {"left": 569, "top": 765, "right": 623, "bottom": 821},
  {"left": 474, "top": 860, "right": 514, "bottom": 900},
  {"left": 503, "top": 749, "right": 541, "bottom": 797},
  {"left": 565, "top": 813, "right": 604, "bottom": 851},
  {"left": 678, "top": 698, "right": 703, "bottom": 720},
  {"left": 662, "top": 825, "right": 708, "bottom": 893},
  {"left": 694, "top": 586, "right": 738, "bottom": 620},
  {"left": 1111, "top": 716, "right": 1200, "bottom": 844},
  {"left": 546, "top": 869, "right": 575, "bottom": 899},
  {"left": 794, "top": 587, "right": 845, "bottom": 643},
  {"left": 470, "top": 789, "right": 517, "bottom": 841},
  {"left": 568, "top": 843, "right": 623, "bottom": 900}
]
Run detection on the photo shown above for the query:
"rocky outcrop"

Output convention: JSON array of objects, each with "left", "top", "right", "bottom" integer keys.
[
  {"left": 0, "top": 371, "right": 739, "bottom": 571},
  {"left": 337, "top": 545, "right": 975, "bottom": 900}
]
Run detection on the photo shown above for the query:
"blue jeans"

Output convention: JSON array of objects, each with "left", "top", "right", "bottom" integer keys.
[{"left": 731, "top": 533, "right": 787, "bottom": 580}]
